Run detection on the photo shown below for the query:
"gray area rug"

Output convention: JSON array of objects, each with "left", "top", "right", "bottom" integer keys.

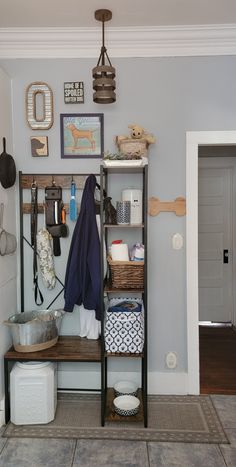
[{"left": 3, "top": 393, "right": 228, "bottom": 444}]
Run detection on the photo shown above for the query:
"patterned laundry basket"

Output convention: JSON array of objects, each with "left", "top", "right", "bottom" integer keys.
[{"left": 105, "top": 298, "right": 144, "bottom": 353}]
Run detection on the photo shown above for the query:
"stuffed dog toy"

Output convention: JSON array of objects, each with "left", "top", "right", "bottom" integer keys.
[{"left": 116, "top": 124, "right": 155, "bottom": 146}]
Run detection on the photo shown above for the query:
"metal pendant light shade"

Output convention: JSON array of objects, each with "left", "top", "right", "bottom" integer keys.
[{"left": 93, "top": 9, "right": 116, "bottom": 104}]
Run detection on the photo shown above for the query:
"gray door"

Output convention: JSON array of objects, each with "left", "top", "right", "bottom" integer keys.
[{"left": 198, "top": 168, "right": 233, "bottom": 322}]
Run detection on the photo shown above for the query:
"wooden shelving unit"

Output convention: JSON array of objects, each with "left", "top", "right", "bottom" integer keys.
[
  {"left": 5, "top": 169, "right": 148, "bottom": 427},
  {"left": 100, "top": 164, "right": 148, "bottom": 427}
]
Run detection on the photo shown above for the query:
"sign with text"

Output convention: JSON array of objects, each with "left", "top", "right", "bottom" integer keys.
[{"left": 64, "top": 82, "right": 84, "bottom": 104}]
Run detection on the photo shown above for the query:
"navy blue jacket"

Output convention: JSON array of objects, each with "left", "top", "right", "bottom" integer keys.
[{"left": 64, "top": 174, "right": 101, "bottom": 320}]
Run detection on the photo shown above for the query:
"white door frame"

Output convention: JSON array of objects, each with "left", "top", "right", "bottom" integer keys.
[{"left": 186, "top": 130, "right": 236, "bottom": 394}]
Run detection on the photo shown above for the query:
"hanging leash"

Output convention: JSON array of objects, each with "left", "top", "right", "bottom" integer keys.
[
  {"left": 31, "top": 180, "right": 43, "bottom": 306},
  {"left": 69, "top": 178, "right": 77, "bottom": 221},
  {"left": 30, "top": 180, "right": 37, "bottom": 247}
]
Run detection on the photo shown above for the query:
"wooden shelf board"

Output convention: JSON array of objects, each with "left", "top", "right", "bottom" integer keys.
[
  {"left": 103, "top": 166, "right": 145, "bottom": 174},
  {"left": 104, "top": 281, "right": 144, "bottom": 294},
  {"left": 105, "top": 388, "right": 144, "bottom": 422},
  {"left": 104, "top": 223, "right": 144, "bottom": 228},
  {"left": 20, "top": 174, "right": 94, "bottom": 190},
  {"left": 22, "top": 202, "right": 72, "bottom": 214},
  {"left": 4, "top": 336, "right": 101, "bottom": 362},
  {"left": 105, "top": 288, "right": 144, "bottom": 293},
  {"left": 105, "top": 352, "right": 143, "bottom": 358}
]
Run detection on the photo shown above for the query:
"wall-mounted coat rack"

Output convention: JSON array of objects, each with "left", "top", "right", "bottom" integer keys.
[
  {"left": 148, "top": 196, "right": 186, "bottom": 216},
  {"left": 20, "top": 174, "right": 94, "bottom": 214},
  {"left": 19, "top": 172, "right": 100, "bottom": 312}
]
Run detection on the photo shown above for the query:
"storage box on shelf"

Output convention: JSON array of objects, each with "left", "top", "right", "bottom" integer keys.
[
  {"left": 107, "top": 256, "right": 144, "bottom": 289},
  {"left": 105, "top": 298, "right": 144, "bottom": 354}
]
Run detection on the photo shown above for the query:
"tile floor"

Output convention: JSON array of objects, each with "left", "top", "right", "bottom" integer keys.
[{"left": 0, "top": 395, "right": 235, "bottom": 467}]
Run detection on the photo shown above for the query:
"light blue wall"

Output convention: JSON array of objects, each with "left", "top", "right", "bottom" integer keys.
[
  {"left": 0, "top": 67, "right": 17, "bottom": 409},
  {"left": 1, "top": 56, "right": 236, "bottom": 389}
]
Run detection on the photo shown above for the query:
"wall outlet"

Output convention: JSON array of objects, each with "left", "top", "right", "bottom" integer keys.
[
  {"left": 0, "top": 397, "right": 4, "bottom": 411},
  {"left": 165, "top": 351, "right": 177, "bottom": 369},
  {"left": 172, "top": 233, "right": 183, "bottom": 250}
]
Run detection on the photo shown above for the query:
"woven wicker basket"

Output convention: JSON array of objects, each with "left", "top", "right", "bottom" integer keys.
[
  {"left": 108, "top": 256, "right": 144, "bottom": 289},
  {"left": 116, "top": 138, "right": 148, "bottom": 158}
]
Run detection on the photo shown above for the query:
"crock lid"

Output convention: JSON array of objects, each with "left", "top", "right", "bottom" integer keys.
[{"left": 16, "top": 361, "right": 51, "bottom": 369}]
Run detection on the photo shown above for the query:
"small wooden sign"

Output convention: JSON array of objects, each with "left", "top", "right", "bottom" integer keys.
[
  {"left": 64, "top": 82, "right": 84, "bottom": 104},
  {"left": 30, "top": 136, "right": 48, "bottom": 157}
]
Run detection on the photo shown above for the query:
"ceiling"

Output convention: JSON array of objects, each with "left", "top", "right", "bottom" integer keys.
[{"left": 1, "top": 0, "right": 236, "bottom": 28}]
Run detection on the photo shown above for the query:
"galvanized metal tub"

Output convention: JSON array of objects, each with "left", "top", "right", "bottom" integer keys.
[{"left": 4, "top": 309, "right": 65, "bottom": 352}]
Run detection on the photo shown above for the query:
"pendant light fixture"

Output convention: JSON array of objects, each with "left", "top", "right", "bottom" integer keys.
[{"left": 93, "top": 9, "right": 116, "bottom": 104}]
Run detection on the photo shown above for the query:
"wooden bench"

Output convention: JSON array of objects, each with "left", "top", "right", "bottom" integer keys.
[{"left": 4, "top": 335, "right": 102, "bottom": 424}]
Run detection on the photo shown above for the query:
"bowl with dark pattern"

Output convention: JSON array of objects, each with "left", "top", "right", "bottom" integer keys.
[
  {"left": 114, "top": 380, "right": 138, "bottom": 397},
  {"left": 113, "top": 395, "right": 140, "bottom": 416}
]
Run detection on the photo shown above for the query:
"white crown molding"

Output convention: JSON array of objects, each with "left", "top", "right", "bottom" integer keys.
[{"left": 1, "top": 24, "right": 236, "bottom": 59}]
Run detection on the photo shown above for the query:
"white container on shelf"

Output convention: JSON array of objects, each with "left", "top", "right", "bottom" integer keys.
[
  {"left": 10, "top": 361, "right": 57, "bottom": 425},
  {"left": 122, "top": 189, "right": 142, "bottom": 224}
]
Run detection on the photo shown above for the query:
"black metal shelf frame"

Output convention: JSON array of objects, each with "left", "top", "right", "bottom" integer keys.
[
  {"left": 100, "top": 164, "right": 148, "bottom": 427},
  {"left": 17, "top": 169, "right": 148, "bottom": 427}
]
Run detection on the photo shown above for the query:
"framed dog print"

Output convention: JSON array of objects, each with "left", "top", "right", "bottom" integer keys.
[{"left": 60, "top": 113, "right": 104, "bottom": 158}]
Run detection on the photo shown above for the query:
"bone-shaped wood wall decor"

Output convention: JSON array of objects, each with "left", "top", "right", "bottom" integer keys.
[{"left": 148, "top": 196, "right": 186, "bottom": 216}]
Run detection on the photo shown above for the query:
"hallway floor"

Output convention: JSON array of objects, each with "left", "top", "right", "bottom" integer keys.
[
  {"left": 0, "top": 395, "right": 236, "bottom": 467},
  {"left": 200, "top": 325, "right": 236, "bottom": 394}
]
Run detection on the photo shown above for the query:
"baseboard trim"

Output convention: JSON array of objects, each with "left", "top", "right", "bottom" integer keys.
[
  {"left": 0, "top": 412, "right": 5, "bottom": 427},
  {"left": 1, "top": 370, "right": 191, "bottom": 426},
  {"left": 58, "top": 369, "right": 191, "bottom": 395}
]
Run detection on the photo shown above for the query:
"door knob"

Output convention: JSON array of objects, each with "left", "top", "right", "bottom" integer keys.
[{"left": 223, "top": 249, "right": 229, "bottom": 264}]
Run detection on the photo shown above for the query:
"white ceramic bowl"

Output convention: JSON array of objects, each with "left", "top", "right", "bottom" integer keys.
[
  {"left": 113, "top": 395, "right": 140, "bottom": 416},
  {"left": 114, "top": 380, "right": 138, "bottom": 397}
]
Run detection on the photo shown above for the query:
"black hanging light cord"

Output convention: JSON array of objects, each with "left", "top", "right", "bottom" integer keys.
[{"left": 92, "top": 9, "right": 116, "bottom": 104}]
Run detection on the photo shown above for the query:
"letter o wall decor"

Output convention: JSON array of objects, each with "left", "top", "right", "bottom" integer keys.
[{"left": 26, "top": 82, "right": 54, "bottom": 130}]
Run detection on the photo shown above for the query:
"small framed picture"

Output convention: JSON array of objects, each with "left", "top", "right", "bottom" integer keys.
[
  {"left": 64, "top": 82, "right": 84, "bottom": 103},
  {"left": 30, "top": 136, "right": 48, "bottom": 157},
  {"left": 60, "top": 113, "right": 104, "bottom": 159}
]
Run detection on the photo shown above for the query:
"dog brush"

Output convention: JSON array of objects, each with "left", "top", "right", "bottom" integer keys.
[{"left": 69, "top": 180, "right": 77, "bottom": 221}]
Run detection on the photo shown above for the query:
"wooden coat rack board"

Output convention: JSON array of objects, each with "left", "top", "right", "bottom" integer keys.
[
  {"left": 148, "top": 196, "right": 186, "bottom": 216},
  {"left": 20, "top": 173, "right": 90, "bottom": 214}
]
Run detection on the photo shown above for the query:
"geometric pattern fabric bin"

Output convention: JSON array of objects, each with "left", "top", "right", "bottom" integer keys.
[{"left": 105, "top": 298, "right": 144, "bottom": 353}]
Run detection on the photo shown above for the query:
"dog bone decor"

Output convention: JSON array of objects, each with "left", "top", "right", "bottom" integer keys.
[
  {"left": 26, "top": 82, "right": 54, "bottom": 130},
  {"left": 148, "top": 197, "right": 186, "bottom": 216}
]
